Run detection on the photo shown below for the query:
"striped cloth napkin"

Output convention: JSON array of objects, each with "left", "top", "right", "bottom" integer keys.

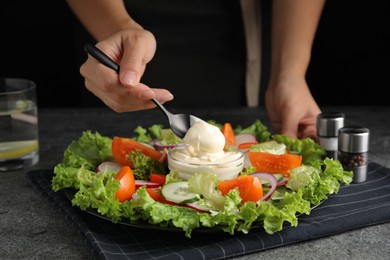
[{"left": 28, "top": 162, "right": 390, "bottom": 260}]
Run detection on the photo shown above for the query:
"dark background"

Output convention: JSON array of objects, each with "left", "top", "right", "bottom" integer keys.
[{"left": 0, "top": 0, "right": 388, "bottom": 108}]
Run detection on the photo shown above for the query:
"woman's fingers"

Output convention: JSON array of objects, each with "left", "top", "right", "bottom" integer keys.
[{"left": 119, "top": 29, "right": 157, "bottom": 87}]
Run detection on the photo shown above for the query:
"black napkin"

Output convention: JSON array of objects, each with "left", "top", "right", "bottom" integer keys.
[{"left": 28, "top": 162, "right": 390, "bottom": 260}]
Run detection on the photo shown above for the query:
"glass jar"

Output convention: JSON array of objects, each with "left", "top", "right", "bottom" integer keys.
[
  {"left": 317, "top": 112, "right": 345, "bottom": 159},
  {"left": 338, "top": 126, "right": 370, "bottom": 183},
  {"left": 167, "top": 145, "right": 244, "bottom": 180}
]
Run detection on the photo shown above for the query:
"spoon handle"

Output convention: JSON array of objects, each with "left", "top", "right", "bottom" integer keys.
[
  {"left": 84, "top": 43, "right": 120, "bottom": 73},
  {"left": 151, "top": 98, "right": 172, "bottom": 116}
]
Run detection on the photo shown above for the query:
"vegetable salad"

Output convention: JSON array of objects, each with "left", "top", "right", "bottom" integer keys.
[{"left": 51, "top": 120, "right": 353, "bottom": 238}]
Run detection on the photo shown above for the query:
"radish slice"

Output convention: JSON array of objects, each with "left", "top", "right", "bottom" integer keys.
[
  {"left": 185, "top": 201, "right": 211, "bottom": 213},
  {"left": 135, "top": 180, "right": 161, "bottom": 188},
  {"left": 97, "top": 161, "right": 122, "bottom": 173},
  {"left": 132, "top": 193, "right": 140, "bottom": 200},
  {"left": 235, "top": 133, "right": 258, "bottom": 146},
  {"left": 235, "top": 134, "right": 258, "bottom": 152},
  {"left": 249, "top": 172, "right": 278, "bottom": 201}
]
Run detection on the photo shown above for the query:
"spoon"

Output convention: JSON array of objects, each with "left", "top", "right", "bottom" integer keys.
[{"left": 84, "top": 43, "right": 199, "bottom": 138}]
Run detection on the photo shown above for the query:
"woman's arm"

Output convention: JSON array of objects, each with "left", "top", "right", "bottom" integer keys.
[
  {"left": 265, "top": 0, "right": 326, "bottom": 139},
  {"left": 270, "top": 0, "right": 326, "bottom": 78},
  {"left": 66, "top": 0, "right": 141, "bottom": 41}
]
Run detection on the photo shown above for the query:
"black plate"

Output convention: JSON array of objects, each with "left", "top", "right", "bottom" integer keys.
[{"left": 63, "top": 188, "right": 323, "bottom": 234}]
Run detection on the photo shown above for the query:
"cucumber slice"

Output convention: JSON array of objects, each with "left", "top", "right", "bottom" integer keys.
[
  {"left": 250, "top": 140, "right": 286, "bottom": 154},
  {"left": 161, "top": 181, "right": 199, "bottom": 204},
  {"left": 271, "top": 187, "right": 287, "bottom": 201},
  {"left": 273, "top": 174, "right": 285, "bottom": 182}
]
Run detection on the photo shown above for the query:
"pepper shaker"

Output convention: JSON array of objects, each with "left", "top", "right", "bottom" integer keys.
[
  {"left": 338, "top": 126, "right": 370, "bottom": 183},
  {"left": 317, "top": 112, "right": 345, "bottom": 159}
]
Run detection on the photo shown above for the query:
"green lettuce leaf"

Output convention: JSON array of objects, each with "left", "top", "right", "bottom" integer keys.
[{"left": 52, "top": 131, "right": 113, "bottom": 191}]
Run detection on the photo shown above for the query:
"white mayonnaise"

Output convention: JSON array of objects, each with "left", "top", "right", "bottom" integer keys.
[
  {"left": 167, "top": 119, "right": 244, "bottom": 180},
  {"left": 184, "top": 119, "right": 225, "bottom": 154}
]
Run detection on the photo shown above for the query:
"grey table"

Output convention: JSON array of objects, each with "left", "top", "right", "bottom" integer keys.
[{"left": 1, "top": 106, "right": 389, "bottom": 260}]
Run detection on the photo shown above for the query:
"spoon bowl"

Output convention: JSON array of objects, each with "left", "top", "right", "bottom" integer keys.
[
  {"left": 151, "top": 99, "right": 200, "bottom": 138},
  {"left": 84, "top": 43, "right": 199, "bottom": 138}
]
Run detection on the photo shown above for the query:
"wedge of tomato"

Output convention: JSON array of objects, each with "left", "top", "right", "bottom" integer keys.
[
  {"left": 114, "top": 166, "right": 136, "bottom": 202},
  {"left": 112, "top": 137, "right": 166, "bottom": 168},
  {"left": 248, "top": 151, "right": 302, "bottom": 176},
  {"left": 218, "top": 175, "right": 263, "bottom": 204},
  {"left": 221, "top": 123, "right": 236, "bottom": 146}
]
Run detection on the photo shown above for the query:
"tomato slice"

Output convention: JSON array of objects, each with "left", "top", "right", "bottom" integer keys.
[
  {"left": 248, "top": 151, "right": 302, "bottom": 176},
  {"left": 218, "top": 175, "right": 263, "bottom": 204},
  {"left": 221, "top": 123, "right": 236, "bottom": 146},
  {"left": 149, "top": 173, "right": 167, "bottom": 184},
  {"left": 238, "top": 142, "right": 259, "bottom": 150},
  {"left": 112, "top": 137, "right": 165, "bottom": 168},
  {"left": 114, "top": 166, "right": 136, "bottom": 202}
]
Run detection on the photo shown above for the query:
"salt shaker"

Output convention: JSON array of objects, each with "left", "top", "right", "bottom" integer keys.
[
  {"left": 338, "top": 126, "right": 370, "bottom": 183},
  {"left": 317, "top": 112, "right": 345, "bottom": 159}
]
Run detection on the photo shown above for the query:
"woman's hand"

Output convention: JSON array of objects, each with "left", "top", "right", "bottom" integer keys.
[
  {"left": 265, "top": 75, "right": 321, "bottom": 140},
  {"left": 80, "top": 29, "right": 174, "bottom": 112}
]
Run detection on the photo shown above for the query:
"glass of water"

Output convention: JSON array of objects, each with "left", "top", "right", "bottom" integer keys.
[{"left": 0, "top": 78, "right": 39, "bottom": 171}]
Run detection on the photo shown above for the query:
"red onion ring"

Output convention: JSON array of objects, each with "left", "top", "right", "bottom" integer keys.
[
  {"left": 135, "top": 180, "right": 161, "bottom": 188},
  {"left": 185, "top": 201, "right": 210, "bottom": 213},
  {"left": 249, "top": 172, "right": 278, "bottom": 201},
  {"left": 153, "top": 141, "right": 179, "bottom": 151},
  {"left": 277, "top": 178, "right": 289, "bottom": 187}
]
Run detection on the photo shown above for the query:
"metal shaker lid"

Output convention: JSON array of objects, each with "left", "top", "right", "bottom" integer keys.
[
  {"left": 317, "top": 112, "right": 345, "bottom": 137},
  {"left": 338, "top": 126, "right": 370, "bottom": 153}
]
